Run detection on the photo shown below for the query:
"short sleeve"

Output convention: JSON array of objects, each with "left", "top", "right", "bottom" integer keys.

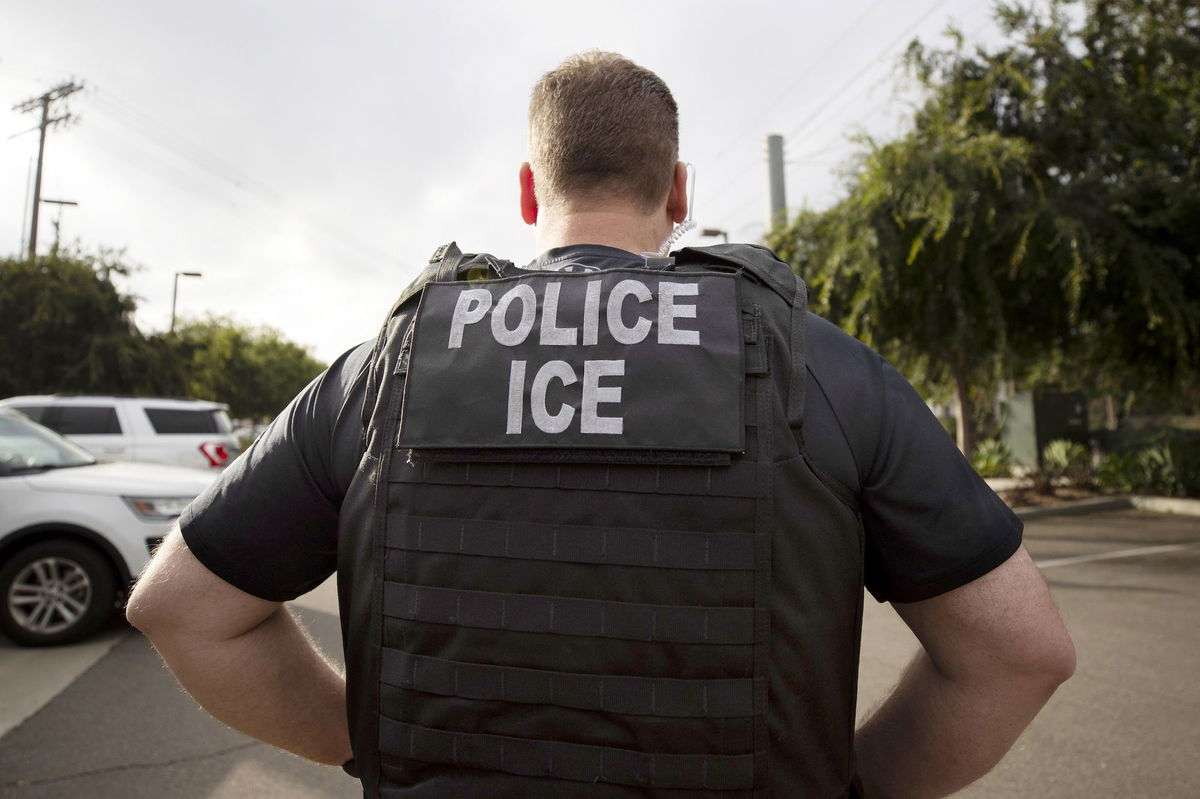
[
  {"left": 858, "top": 360, "right": 1022, "bottom": 602},
  {"left": 803, "top": 315, "right": 1021, "bottom": 604},
  {"left": 179, "top": 341, "right": 373, "bottom": 602}
]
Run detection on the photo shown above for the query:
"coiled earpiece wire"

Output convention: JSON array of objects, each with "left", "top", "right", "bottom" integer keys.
[{"left": 656, "top": 162, "right": 697, "bottom": 255}]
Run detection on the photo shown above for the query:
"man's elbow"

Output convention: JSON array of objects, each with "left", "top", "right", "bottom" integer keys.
[
  {"left": 1040, "top": 627, "right": 1077, "bottom": 687},
  {"left": 1008, "top": 620, "right": 1077, "bottom": 697},
  {"left": 125, "top": 530, "right": 187, "bottom": 638},
  {"left": 125, "top": 576, "right": 171, "bottom": 637}
]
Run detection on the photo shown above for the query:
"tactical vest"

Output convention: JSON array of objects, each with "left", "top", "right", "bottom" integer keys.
[{"left": 337, "top": 243, "right": 866, "bottom": 798}]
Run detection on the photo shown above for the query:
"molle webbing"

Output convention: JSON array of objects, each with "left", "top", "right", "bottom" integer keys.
[
  {"left": 383, "top": 583, "right": 764, "bottom": 645},
  {"left": 380, "top": 651, "right": 761, "bottom": 719},
  {"left": 389, "top": 458, "right": 761, "bottom": 498},
  {"left": 379, "top": 718, "right": 761, "bottom": 791},
  {"left": 386, "top": 516, "right": 757, "bottom": 570},
  {"left": 375, "top": 379, "right": 774, "bottom": 794}
]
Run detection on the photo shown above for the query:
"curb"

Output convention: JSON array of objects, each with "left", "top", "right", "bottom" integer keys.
[
  {"left": 1012, "top": 497, "right": 1134, "bottom": 519},
  {"left": 1128, "top": 495, "right": 1200, "bottom": 517},
  {"left": 1011, "top": 494, "right": 1200, "bottom": 520}
]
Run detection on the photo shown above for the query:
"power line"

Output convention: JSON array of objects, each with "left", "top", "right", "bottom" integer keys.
[
  {"left": 697, "top": 0, "right": 908, "bottom": 214},
  {"left": 706, "top": 0, "right": 967, "bottom": 226},
  {"left": 700, "top": 0, "right": 950, "bottom": 211},
  {"left": 790, "top": 0, "right": 999, "bottom": 158},
  {"left": 706, "top": 0, "right": 893, "bottom": 164},
  {"left": 779, "top": 0, "right": 952, "bottom": 144},
  {"left": 86, "top": 86, "right": 397, "bottom": 274}
]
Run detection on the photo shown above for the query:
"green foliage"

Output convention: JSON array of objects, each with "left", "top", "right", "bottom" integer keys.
[
  {"left": 973, "top": 0, "right": 1200, "bottom": 402},
  {"left": 768, "top": 0, "right": 1200, "bottom": 448},
  {"left": 173, "top": 316, "right": 325, "bottom": 420},
  {"left": 768, "top": 24, "right": 1057, "bottom": 455},
  {"left": 0, "top": 249, "right": 325, "bottom": 421},
  {"left": 1042, "top": 439, "right": 1092, "bottom": 485},
  {"left": 1096, "top": 431, "right": 1200, "bottom": 497},
  {"left": 971, "top": 438, "right": 1014, "bottom": 478},
  {"left": 0, "top": 249, "right": 165, "bottom": 396}
]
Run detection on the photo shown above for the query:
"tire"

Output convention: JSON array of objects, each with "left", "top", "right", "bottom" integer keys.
[{"left": 0, "top": 539, "right": 117, "bottom": 646}]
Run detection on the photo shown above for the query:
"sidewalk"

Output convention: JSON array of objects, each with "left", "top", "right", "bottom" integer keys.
[{"left": 983, "top": 477, "right": 1200, "bottom": 519}]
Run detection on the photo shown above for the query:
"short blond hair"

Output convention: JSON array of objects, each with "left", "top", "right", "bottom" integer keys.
[{"left": 528, "top": 51, "right": 679, "bottom": 211}]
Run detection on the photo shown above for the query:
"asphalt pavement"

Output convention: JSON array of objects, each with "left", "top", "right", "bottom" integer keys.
[{"left": 2, "top": 508, "right": 1198, "bottom": 798}]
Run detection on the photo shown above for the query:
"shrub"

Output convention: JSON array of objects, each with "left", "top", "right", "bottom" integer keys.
[
  {"left": 1095, "top": 451, "right": 1140, "bottom": 493},
  {"left": 971, "top": 438, "right": 1013, "bottom": 478},
  {"left": 1042, "top": 439, "right": 1092, "bottom": 486},
  {"left": 1096, "top": 435, "right": 1200, "bottom": 498}
]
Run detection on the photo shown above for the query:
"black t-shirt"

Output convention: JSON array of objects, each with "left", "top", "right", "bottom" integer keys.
[{"left": 180, "top": 245, "right": 1020, "bottom": 605}]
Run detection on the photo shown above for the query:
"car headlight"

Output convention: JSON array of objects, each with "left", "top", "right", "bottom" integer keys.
[{"left": 123, "top": 496, "right": 195, "bottom": 520}]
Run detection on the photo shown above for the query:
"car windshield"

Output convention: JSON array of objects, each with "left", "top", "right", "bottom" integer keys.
[{"left": 0, "top": 411, "right": 96, "bottom": 474}]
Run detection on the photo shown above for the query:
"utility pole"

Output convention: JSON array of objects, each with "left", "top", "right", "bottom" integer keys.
[
  {"left": 170, "top": 271, "right": 203, "bottom": 333},
  {"left": 13, "top": 81, "right": 84, "bottom": 261},
  {"left": 765, "top": 134, "right": 787, "bottom": 230}
]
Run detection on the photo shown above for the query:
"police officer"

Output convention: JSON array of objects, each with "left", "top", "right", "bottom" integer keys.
[{"left": 129, "top": 52, "right": 1075, "bottom": 798}]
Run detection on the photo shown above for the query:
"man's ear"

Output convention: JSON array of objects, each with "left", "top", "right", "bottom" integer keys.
[
  {"left": 519, "top": 163, "right": 539, "bottom": 225},
  {"left": 667, "top": 161, "right": 689, "bottom": 224}
]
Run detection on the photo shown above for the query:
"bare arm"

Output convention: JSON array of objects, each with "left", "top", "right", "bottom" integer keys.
[
  {"left": 854, "top": 546, "right": 1076, "bottom": 798},
  {"left": 126, "top": 528, "right": 352, "bottom": 766}
]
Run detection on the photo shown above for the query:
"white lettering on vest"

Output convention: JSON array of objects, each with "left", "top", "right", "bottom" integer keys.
[
  {"left": 446, "top": 278, "right": 710, "bottom": 437},
  {"left": 530, "top": 360, "right": 577, "bottom": 434},
  {"left": 581, "top": 359, "right": 624, "bottom": 434},
  {"left": 539, "top": 282, "right": 578, "bottom": 346},
  {"left": 448, "top": 289, "right": 492, "bottom": 349},
  {"left": 658, "top": 282, "right": 700, "bottom": 345},
  {"left": 491, "top": 284, "right": 537, "bottom": 346},
  {"left": 447, "top": 279, "right": 704, "bottom": 348},
  {"left": 507, "top": 359, "right": 627, "bottom": 435},
  {"left": 608, "top": 279, "right": 652, "bottom": 345},
  {"left": 506, "top": 360, "right": 527, "bottom": 434},
  {"left": 582, "top": 280, "right": 601, "bottom": 346}
]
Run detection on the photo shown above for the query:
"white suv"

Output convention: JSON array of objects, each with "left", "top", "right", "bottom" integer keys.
[
  {"left": 0, "top": 396, "right": 239, "bottom": 470},
  {"left": 0, "top": 409, "right": 215, "bottom": 645}
]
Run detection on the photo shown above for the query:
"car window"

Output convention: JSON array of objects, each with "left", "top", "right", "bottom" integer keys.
[
  {"left": 144, "top": 408, "right": 228, "bottom": 434},
  {"left": 49, "top": 405, "right": 122, "bottom": 435},
  {"left": 10, "top": 405, "right": 51, "bottom": 423},
  {"left": 0, "top": 413, "right": 96, "bottom": 473}
]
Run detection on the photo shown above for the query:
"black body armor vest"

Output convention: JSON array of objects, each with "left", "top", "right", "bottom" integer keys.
[{"left": 337, "top": 243, "right": 866, "bottom": 798}]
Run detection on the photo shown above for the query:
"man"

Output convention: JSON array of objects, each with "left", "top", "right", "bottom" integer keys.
[{"left": 128, "top": 51, "right": 1074, "bottom": 798}]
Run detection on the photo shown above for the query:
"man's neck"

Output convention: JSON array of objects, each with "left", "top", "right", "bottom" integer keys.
[{"left": 534, "top": 208, "right": 670, "bottom": 255}]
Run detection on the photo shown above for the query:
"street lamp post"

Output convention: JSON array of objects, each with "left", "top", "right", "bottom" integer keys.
[
  {"left": 170, "top": 271, "right": 203, "bottom": 333},
  {"left": 700, "top": 228, "right": 729, "bottom": 244}
]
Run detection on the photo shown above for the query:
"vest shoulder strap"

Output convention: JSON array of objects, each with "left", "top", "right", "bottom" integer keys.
[
  {"left": 673, "top": 244, "right": 809, "bottom": 427},
  {"left": 393, "top": 242, "right": 510, "bottom": 313},
  {"left": 361, "top": 242, "right": 510, "bottom": 437},
  {"left": 671, "top": 244, "right": 801, "bottom": 305}
]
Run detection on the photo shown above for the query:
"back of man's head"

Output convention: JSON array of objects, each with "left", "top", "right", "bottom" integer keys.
[{"left": 528, "top": 51, "right": 679, "bottom": 213}]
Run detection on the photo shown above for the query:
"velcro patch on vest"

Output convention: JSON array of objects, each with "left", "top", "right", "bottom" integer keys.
[{"left": 397, "top": 270, "right": 743, "bottom": 453}]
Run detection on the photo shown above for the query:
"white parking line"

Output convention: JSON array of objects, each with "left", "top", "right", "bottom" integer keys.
[
  {"left": 1036, "top": 542, "right": 1200, "bottom": 570},
  {"left": 0, "top": 627, "right": 127, "bottom": 738}
]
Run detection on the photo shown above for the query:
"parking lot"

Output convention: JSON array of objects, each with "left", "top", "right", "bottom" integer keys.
[{"left": 1, "top": 508, "right": 1198, "bottom": 798}]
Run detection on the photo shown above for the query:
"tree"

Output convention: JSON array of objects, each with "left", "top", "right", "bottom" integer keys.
[
  {"left": 770, "top": 86, "right": 1050, "bottom": 455},
  {"left": 0, "top": 249, "right": 170, "bottom": 397},
  {"left": 769, "top": 0, "right": 1200, "bottom": 452},
  {"left": 173, "top": 316, "right": 325, "bottom": 420},
  {"left": 915, "top": 0, "right": 1200, "bottom": 406},
  {"left": 0, "top": 249, "right": 325, "bottom": 419}
]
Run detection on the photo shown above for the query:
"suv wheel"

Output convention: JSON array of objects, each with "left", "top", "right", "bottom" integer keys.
[{"left": 0, "top": 540, "right": 117, "bottom": 646}]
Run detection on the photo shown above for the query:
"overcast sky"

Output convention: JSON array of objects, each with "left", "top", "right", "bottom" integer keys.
[{"left": 2, "top": 0, "right": 1002, "bottom": 363}]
